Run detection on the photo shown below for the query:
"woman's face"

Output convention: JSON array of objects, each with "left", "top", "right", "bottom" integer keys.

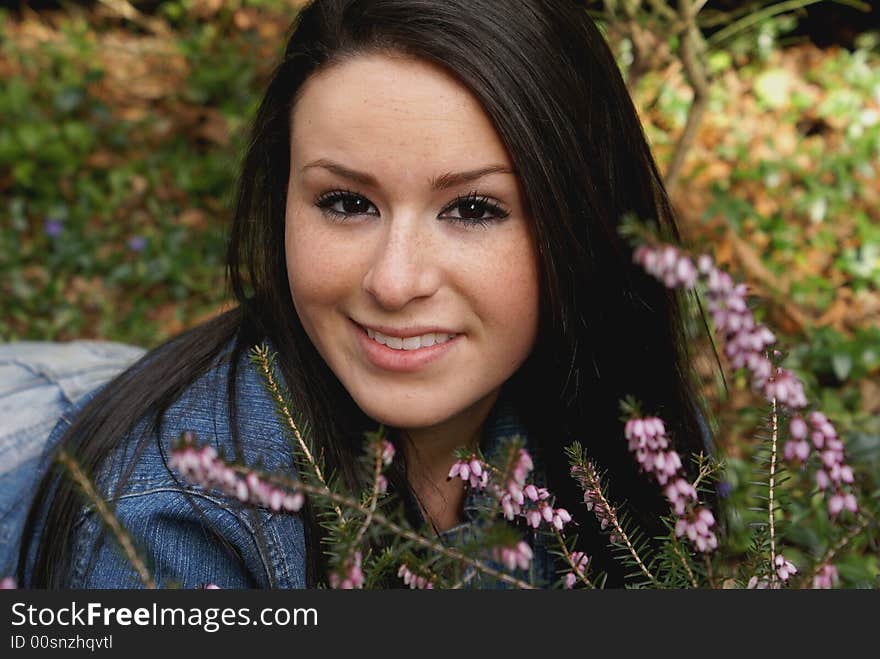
[{"left": 284, "top": 53, "right": 540, "bottom": 433}]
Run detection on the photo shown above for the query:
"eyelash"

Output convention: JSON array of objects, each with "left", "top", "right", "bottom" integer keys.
[{"left": 313, "top": 188, "right": 511, "bottom": 228}]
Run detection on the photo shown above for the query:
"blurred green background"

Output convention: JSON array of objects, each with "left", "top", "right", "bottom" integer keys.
[{"left": 1, "top": 0, "right": 878, "bottom": 583}]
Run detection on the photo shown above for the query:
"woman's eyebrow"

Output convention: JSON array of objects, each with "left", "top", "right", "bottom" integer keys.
[{"left": 301, "top": 158, "right": 515, "bottom": 190}]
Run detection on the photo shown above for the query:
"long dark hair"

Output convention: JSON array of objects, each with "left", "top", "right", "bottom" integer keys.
[{"left": 21, "top": 0, "right": 712, "bottom": 588}]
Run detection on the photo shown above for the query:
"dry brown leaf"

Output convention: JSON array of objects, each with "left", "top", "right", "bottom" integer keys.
[
  {"left": 85, "top": 151, "right": 118, "bottom": 168},
  {"left": 860, "top": 379, "right": 880, "bottom": 415},
  {"left": 197, "top": 109, "right": 230, "bottom": 146},
  {"left": 727, "top": 229, "right": 782, "bottom": 289},
  {"left": 189, "top": 301, "right": 235, "bottom": 328},
  {"left": 234, "top": 9, "right": 257, "bottom": 31},
  {"left": 816, "top": 289, "right": 853, "bottom": 331},
  {"left": 150, "top": 302, "right": 185, "bottom": 337},
  {"left": 177, "top": 208, "right": 209, "bottom": 230},
  {"left": 713, "top": 232, "right": 734, "bottom": 268}
]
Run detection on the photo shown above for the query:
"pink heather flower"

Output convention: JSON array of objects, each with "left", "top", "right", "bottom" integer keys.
[
  {"left": 524, "top": 508, "right": 543, "bottom": 528},
  {"left": 812, "top": 564, "right": 838, "bottom": 589},
  {"left": 828, "top": 492, "right": 858, "bottom": 517},
  {"left": 664, "top": 478, "right": 697, "bottom": 516},
  {"left": 376, "top": 474, "right": 388, "bottom": 494},
  {"left": 790, "top": 415, "right": 808, "bottom": 441},
  {"left": 551, "top": 507, "right": 572, "bottom": 530},
  {"left": 524, "top": 502, "right": 572, "bottom": 530},
  {"left": 675, "top": 257, "right": 698, "bottom": 288},
  {"left": 170, "top": 439, "right": 304, "bottom": 513},
  {"left": 507, "top": 482, "right": 525, "bottom": 505},
  {"left": 783, "top": 440, "right": 810, "bottom": 463},
  {"left": 500, "top": 493, "right": 521, "bottom": 521},
  {"left": 563, "top": 551, "right": 590, "bottom": 589},
  {"left": 330, "top": 551, "right": 364, "bottom": 590},
  {"left": 0, "top": 576, "right": 16, "bottom": 589},
  {"left": 203, "top": 584, "right": 221, "bottom": 589},
  {"left": 791, "top": 411, "right": 859, "bottom": 514},
  {"left": 774, "top": 554, "right": 798, "bottom": 582},
  {"left": 638, "top": 243, "right": 814, "bottom": 413},
  {"left": 448, "top": 455, "right": 489, "bottom": 490},
  {"left": 697, "top": 254, "right": 714, "bottom": 275},
  {"left": 764, "top": 368, "right": 807, "bottom": 409},
  {"left": 397, "top": 564, "right": 433, "bottom": 589},
  {"left": 488, "top": 447, "right": 554, "bottom": 525},
  {"left": 674, "top": 507, "right": 718, "bottom": 553},
  {"left": 493, "top": 541, "right": 533, "bottom": 572},
  {"left": 380, "top": 439, "right": 395, "bottom": 466},
  {"left": 747, "top": 575, "right": 770, "bottom": 589},
  {"left": 511, "top": 448, "right": 534, "bottom": 485},
  {"left": 635, "top": 245, "right": 698, "bottom": 289},
  {"left": 625, "top": 413, "right": 717, "bottom": 550},
  {"left": 809, "top": 411, "right": 828, "bottom": 427}
]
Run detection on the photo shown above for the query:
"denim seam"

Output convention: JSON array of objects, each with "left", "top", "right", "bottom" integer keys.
[{"left": 71, "top": 487, "right": 287, "bottom": 586}]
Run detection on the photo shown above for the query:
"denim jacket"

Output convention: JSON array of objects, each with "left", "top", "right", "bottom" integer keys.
[{"left": 1, "top": 339, "right": 556, "bottom": 589}]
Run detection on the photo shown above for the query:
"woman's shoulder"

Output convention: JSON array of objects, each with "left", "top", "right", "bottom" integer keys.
[
  {"left": 62, "top": 335, "right": 306, "bottom": 588},
  {"left": 91, "top": 334, "right": 297, "bottom": 495}
]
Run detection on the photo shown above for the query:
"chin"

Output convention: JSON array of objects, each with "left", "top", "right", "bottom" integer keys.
[{"left": 352, "top": 394, "right": 460, "bottom": 431}]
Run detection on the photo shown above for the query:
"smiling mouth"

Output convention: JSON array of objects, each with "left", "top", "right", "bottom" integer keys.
[{"left": 364, "top": 326, "right": 458, "bottom": 351}]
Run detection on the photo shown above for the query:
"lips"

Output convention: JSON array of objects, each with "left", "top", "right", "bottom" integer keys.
[
  {"left": 365, "top": 326, "right": 456, "bottom": 350},
  {"left": 351, "top": 319, "right": 461, "bottom": 373}
]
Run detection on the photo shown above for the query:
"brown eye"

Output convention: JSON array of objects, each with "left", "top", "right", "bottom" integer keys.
[
  {"left": 458, "top": 198, "right": 489, "bottom": 220},
  {"left": 315, "top": 190, "right": 379, "bottom": 220},
  {"left": 440, "top": 191, "right": 510, "bottom": 227},
  {"left": 340, "top": 195, "right": 371, "bottom": 214}
]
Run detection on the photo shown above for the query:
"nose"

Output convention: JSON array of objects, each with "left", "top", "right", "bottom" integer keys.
[{"left": 362, "top": 215, "right": 441, "bottom": 310}]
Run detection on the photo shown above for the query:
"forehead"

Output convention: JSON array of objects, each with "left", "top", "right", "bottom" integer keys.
[{"left": 289, "top": 53, "right": 513, "bottom": 176}]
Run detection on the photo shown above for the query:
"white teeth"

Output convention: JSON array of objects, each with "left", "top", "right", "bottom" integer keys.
[{"left": 365, "top": 327, "right": 454, "bottom": 350}]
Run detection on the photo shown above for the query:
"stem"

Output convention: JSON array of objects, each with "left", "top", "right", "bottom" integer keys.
[
  {"left": 349, "top": 445, "right": 384, "bottom": 551},
  {"left": 703, "top": 553, "right": 716, "bottom": 589},
  {"left": 706, "top": 0, "right": 864, "bottom": 49},
  {"left": 672, "top": 541, "right": 699, "bottom": 588},
  {"left": 580, "top": 462, "right": 659, "bottom": 586},
  {"left": 801, "top": 516, "right": 869, "bottom": 589},
  {"left": 96, "top": 0, "right": 171, "bottom": 36},
  {"left": 647, "top": 0, "right": 678, "bottom": 21},
  {"left": 253, "top": 345, "right": 346, "bottom": 525},
  {"left": 665, "top": 0, "right": 710, "bottom": 191},
  {"left": 768, "top": 397, "right": 778, "bottom": 588},
  {"left": 553, "top": 527, "right": 595, "bottom": 589},
  {"left": 690, "top": 457, "right": 715, "bottom": 491},
  {"left": 57, "top": 450, "right": 156, "bottom": 589}
]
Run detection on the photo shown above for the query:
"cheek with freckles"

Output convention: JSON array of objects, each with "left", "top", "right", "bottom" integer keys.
[
  {"left": 467, "top": 239, "right": 541, "bottom": 372},
  {"left": 285, "top": 204, "right": 360, "bottom": 336}
]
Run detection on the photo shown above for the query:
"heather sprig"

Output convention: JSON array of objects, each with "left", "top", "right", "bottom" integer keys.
[
  {"left": 169, "top": 423, "right": 540, "bottom": 589},
  {"left": 630, "top": 233, "right": 861, "bottom": 523},
  {"left": 566, "top": 442, "right": 659, "bottom": 587},
  {"left": 620, "top": 408, "right": 719, "bottom": 554},
  {"left": 449, "top": 442, "right": 573, "bottom": 536}
]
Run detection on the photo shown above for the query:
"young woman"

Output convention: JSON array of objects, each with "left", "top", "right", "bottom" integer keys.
[{"left": 16, "top": 0, "right": 712, "bottom": 588}]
